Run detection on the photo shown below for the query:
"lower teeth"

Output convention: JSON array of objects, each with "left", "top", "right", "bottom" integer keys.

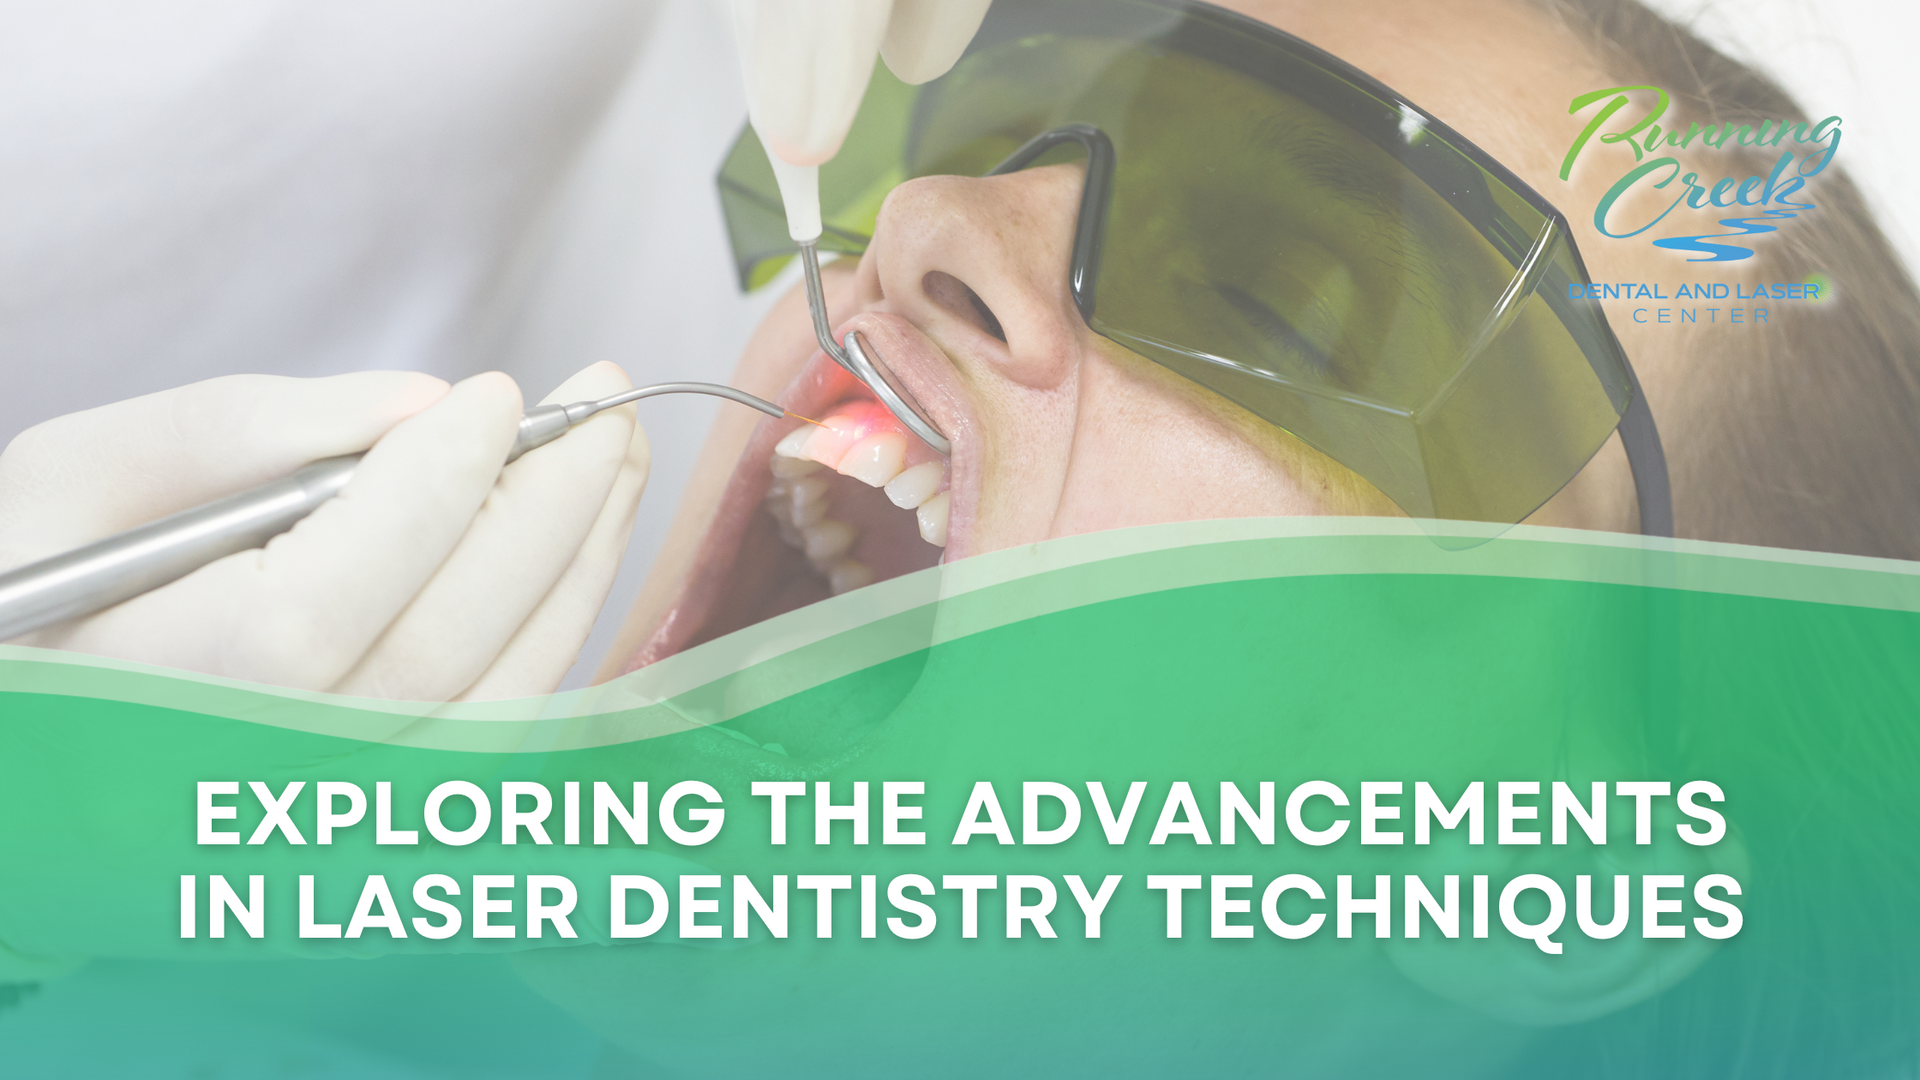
[{"left": 765, "top": 422, "right": 951, "bottom": 596}]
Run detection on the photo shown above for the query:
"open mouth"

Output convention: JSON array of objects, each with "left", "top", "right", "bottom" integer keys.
[{"left": 620, "top": 324, "right": 967, "bottom": 671}]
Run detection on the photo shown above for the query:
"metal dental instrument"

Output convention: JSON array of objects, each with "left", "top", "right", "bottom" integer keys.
[
  {"left": 727, "top": 1, "right": 955, "bottom": 457},
  {"left": 797, "top": 241, "right": 953, "bottom": 456},
  {"left": 0, "top": 382, "right": 803, "bottom": 642}
]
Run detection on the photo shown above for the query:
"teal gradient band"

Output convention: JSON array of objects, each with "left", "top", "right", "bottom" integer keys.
[{"left": 1, "top": 522, "right": 1915, "bottom": 1077}]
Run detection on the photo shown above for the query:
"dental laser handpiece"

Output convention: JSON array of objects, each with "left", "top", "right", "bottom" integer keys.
[{"left": 0, "top": 382, "right": 798, "bottom": 642}]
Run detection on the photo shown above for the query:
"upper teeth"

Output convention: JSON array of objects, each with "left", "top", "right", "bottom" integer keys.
[
  {"left": 764, "top": 411, "right": 951, "bottom": 596},
  {"left": 839, "top": 433, "right": 908, "bottom": 487},
  {"left": 884, "top": 462, "right": 944, "bottom": 509},
  {"left": 915, "top": 492, "right": 950, "bottom": 546}
]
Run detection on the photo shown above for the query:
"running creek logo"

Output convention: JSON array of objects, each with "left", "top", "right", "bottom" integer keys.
[{"left": 1560, "top": 85, "right": 1842, "bottom": 263}]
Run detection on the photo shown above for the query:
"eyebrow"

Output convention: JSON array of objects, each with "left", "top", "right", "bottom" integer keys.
[
  {"left": 1252, "top": 115, "right": 1401, "bottom": 216},
  {"left": 1239, "top": 112, "right": 1474, "bottom": 345}
]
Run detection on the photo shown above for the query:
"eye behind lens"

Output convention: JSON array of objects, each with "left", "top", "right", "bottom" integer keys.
[{"left": 1214, "top": 283, "right": 1337, "bottom": 380}]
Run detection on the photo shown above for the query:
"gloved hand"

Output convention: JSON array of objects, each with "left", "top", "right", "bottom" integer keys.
[
  {"left": 0, "top": 362, "right": 650, "bottom": 700},
  {"left": 732, "top": 0, "right": 994, "bottom": 167},
  {"left": 731, "top": 0, "right": 993, "bottom": 239}
]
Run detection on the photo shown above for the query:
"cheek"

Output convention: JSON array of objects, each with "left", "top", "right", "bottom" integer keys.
[
  {"left": 1055, "top": 425, "right": 1293, "bottom": 531},
  {"left": 1049, "top": 351, "right": 1402, "bottom": 533}
]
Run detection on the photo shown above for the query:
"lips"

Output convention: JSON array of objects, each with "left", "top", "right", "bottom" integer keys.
[{"left": 617, "top": 312, "right": 976, "bottom": 673}]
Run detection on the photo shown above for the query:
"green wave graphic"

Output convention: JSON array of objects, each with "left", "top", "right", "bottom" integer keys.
[
  {"left": 1, "top": 523, "right": 1916, "bottom": 1077},
  {"left": 2, "top": 519, "right": 1914, "bottom": 751}
]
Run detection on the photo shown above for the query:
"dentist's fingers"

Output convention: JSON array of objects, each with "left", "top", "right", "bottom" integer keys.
[
  {"left": 330, "top": 362, "right": 637, "bottom": 700},
  {"left": 734, "top": 0, "right": 890, "bottom": 166},
  {"left": 0, "top": 371, "right": 448, "bottom": 563},
  {"left": 457, "top": 405, "right": 650, "bottom": 700},
  {"left": 41, "top": 373, "right": 522, "bottom": 689},
  {"left": 880, "top": 0, "right": 992, "bottom": 84}
]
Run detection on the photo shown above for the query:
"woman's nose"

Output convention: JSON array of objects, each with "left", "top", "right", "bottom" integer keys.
[{"left": 851, "top": 163, "right": 1088, "bottom": 392}]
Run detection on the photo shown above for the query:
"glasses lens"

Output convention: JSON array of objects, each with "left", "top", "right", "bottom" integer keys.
[{"left": 716, "top": 2, "right": 1633, "bottom": 524}]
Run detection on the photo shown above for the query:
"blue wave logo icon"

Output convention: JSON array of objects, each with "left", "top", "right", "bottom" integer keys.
[{"left": 1651, "top": 196, "right": 1818, "bottom": 262}]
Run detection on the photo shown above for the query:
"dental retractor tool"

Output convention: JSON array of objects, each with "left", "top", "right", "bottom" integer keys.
[
  {"left": 756, "top": 150, "right": 952, "bottom": 456},
  {"left": 0, "top": 383, "right": 802, "bottom": 642},
  {"left": 797, "top": 240, "right": 952, "bottom": 456},
  {"left": 729, "top": 0, "right": 982, "bottom": 458}
]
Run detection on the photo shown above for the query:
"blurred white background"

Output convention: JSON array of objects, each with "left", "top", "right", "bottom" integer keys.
[{"left": 0, "top": 0, "right": 1911, "bottom": 687}]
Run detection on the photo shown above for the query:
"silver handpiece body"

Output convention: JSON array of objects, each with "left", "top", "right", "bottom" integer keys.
[
  {"left": 0, "top": 456, "right": 360, "bottom": 642},
  {"left": 0, "top": 383, "right": 786, "bottom": 643}
]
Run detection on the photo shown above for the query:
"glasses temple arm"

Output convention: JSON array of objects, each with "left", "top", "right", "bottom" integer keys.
[{"left": 1619, "top": 357, "right": 1674, "bottom": 537}]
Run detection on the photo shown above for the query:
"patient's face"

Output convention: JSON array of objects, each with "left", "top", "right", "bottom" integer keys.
[
  {"left": 612, "top": 0, "right": 1680, "bottom": 672},
  {"left": 567, "top": 1, "right": 1699, "bottom": 1068}
]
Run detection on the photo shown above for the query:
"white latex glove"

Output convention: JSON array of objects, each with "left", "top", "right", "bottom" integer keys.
[
  {"left": 731, "top": 0, "right": 993, "bottom": 239},
  {"left": 0, "top": 363, "right": 650, "bottom": 701}
]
